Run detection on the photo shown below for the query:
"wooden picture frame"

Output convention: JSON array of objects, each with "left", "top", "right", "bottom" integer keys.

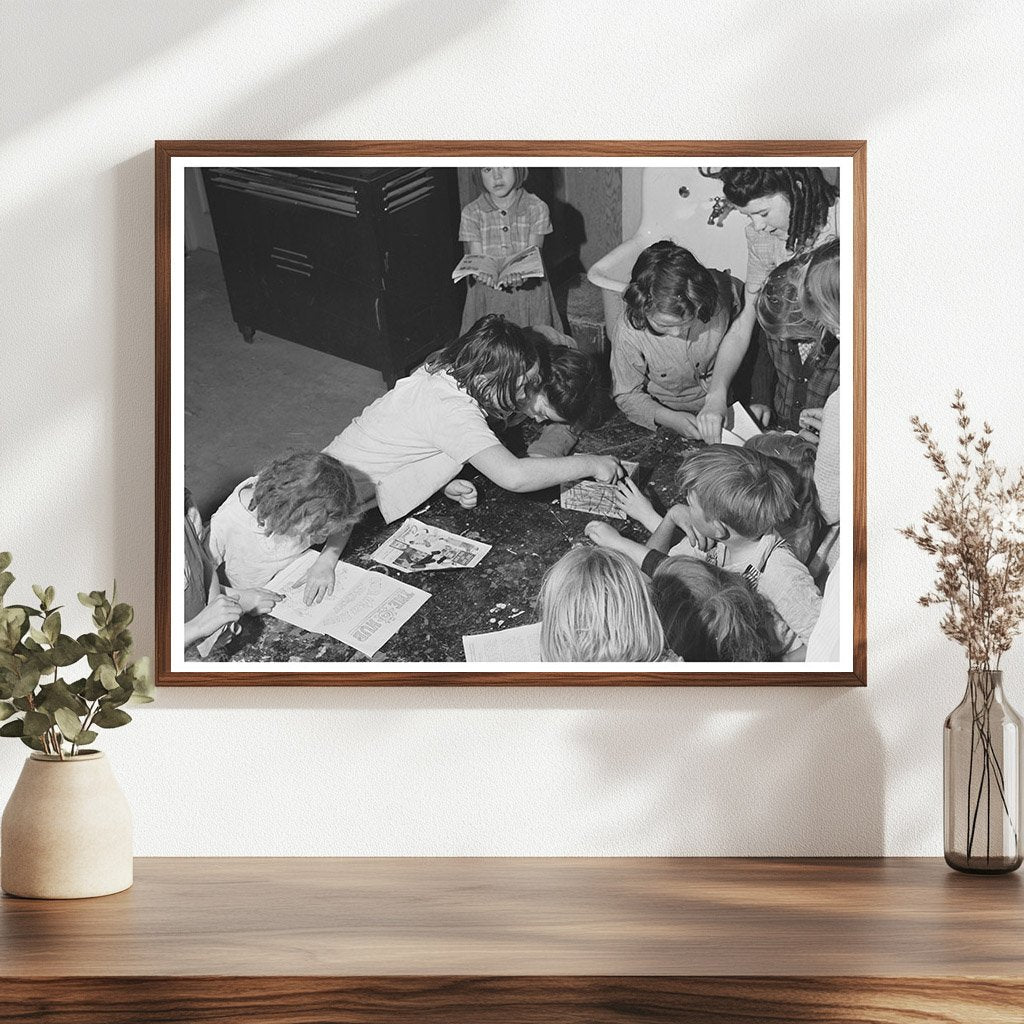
[{"left": 156, "top": 141, "right": 866, "bottom": 686}]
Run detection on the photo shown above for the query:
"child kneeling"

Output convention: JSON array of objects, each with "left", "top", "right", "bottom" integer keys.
[{"left": 586, "top": 445, "right": 821, "bottom": 659}]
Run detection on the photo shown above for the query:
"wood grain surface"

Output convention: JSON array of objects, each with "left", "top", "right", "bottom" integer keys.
[
  {"left": 3, "top": 857, "right": 1021, "bottom": 1022},
  {"left": 155, "top": 140, "right": 867, "bottom": 687}
]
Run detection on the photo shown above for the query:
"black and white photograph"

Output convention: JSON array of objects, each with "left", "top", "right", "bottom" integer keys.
[{"left": 161, "top": 145, "right": 863, "bottom": 683}]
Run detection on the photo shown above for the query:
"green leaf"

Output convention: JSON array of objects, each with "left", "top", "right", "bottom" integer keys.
[
  {"left": 78, "top": 591, "right": 99, "bottom": 608},
  {"left": 36, "top": 678, "right": 88, "bottom": 717},
  {"left": 19, "top": 735, "right": 45, "bottom": 752},
  {"left": 75, "top": 730, "right": 98, "bottom": 746},
  {"left": 0, "top": 700, "right": 15, "bottom": 721},
  {"left": 28, "top": 627, "right": 49, "bottom": 646},
  {"left": 44, "top": 586, "right": 55, "bottom": 608},
  {"left": 81, "top": 636, "right": 113, "bottom": 657},
  {"left": 50, "top": 635, "right": 85, "bottom": 668},
  {"left": 11, "top": 665, "right": 42, "bottom": 700},
  {"left": 0, "top": 552, "right": 11, "bottom": 573},
  {"left": 22, "top": 710, "right": 51, "bottom": 738},
  {"left": 93, "top": 705, "right": 132, "bottom": 729},
  {"left": 98, "top": 664, "right": 118, "bottom": 691},
  {"left": 0, "top": 718, "right": 24, "bottom": 737},
  {"left": 110, "top": 603, "right": 134, "bottom": 629},
  {"left": 42, "top": 611, "right": 61, "bottom": 644},
  {"left": 32, "top": 584, "right": 49, "bottom": 609},
  {"left": 128, "top": 657, "right": 154, "bottom": 700},
  {"left": 0, "top": 572, "right": 13, "bottom": 602},
  {"left": 54, "top": 707, "right": 85, "bottom": 742}
]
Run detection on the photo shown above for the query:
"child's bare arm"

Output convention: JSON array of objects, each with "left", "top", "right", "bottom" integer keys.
[
  {"left": 301, "top": 524, "right": 355, "bottom": 606},
  {"left": 470, "top": 444, "right": 623, "bottom": 493},
  {"left": 615, "top": 478, "right": 663, "bottom": 532},
  {"left": 584, "top": 521, "right": 649, "bottom": 568}
]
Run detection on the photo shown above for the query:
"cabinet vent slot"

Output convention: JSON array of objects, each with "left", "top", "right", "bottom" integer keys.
[
  {"left": 208, "top": 169, "right": 358, "bottom": 217},
  {"left": 384, "top": 171, "right": 435, "bottom": 213}
]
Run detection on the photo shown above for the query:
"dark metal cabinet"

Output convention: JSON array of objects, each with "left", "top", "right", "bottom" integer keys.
[{"left": 201, "top": 166, "right": 462, "bottom": 386}]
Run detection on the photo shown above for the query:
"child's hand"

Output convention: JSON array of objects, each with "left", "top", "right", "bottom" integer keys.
[
  {"left": 615, "top": 477, "right": 660, "bottom": 530},
  {"left": 502, "top": 271, "right": 525, "bottom": 291},
  {"left": 300, "top": 561, "right": 336, "bottom": 606},
  {"left": 584, "top": 520, "right": 623, "bottom": 549},
  {"left": 191, "top": 594, "right": 242, "bottom": 637},
  {"left": 798, "top": 407, "right": 824, "bottom": 445},
  {"left": 666, "top": 503, "right": 721, "bottom": 552},
  {"left": 444, "top": 479, "right": 478, "bottom": 509},
  {"left": 751, "top": 403, "right": 772, "bottom": 428},
  {"left": 586, "top": 454, "right": 625, "bottom": 483},
  {"left": 473, "top": 271, "right": 498, "bottom": 289},
  {"left": 235, "top": 588, "right": 284, "bottom": 616}
]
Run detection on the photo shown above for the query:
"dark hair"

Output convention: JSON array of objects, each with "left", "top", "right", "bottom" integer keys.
[
  {"left": 702, "top": 167, "right": 838, "bottom": 252},
  {"left": 522, "top": 330, "right": 601, "bottom": 430},
  {"left": 426, "top": 314, "right": 538, "bottom": 419},
  {"left": 653, "top": 557, "right": 774, "bottom": 662},
  {"left": 470, "top": 166, "right": 529, "bottom": 193},
  {"left": 674, "top": 445, "right": 797, "bottom": 539},
  {"left": 622, "top": 241, "right": 723, "bottom": 332},
  {"left": 249, "top": 451, "right": 361, "bottom": 539}
]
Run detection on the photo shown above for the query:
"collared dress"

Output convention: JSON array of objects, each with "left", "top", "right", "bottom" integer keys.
[{"left": 458, "top": 189, "right": 564, "bottom": 334}]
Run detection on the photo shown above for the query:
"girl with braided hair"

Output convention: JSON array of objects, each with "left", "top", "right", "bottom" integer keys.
[{"left": 693, "top": 167, "right": 839, "bottom": 443}]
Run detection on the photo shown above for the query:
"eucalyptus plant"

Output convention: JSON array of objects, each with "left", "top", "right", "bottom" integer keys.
[{"left": 0, "top": 552, "right": 153, "bottom": 759}]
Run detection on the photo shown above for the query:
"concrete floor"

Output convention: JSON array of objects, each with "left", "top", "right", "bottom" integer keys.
[{"left": 184, "top": 249, "right": 387, "bottom": 520}]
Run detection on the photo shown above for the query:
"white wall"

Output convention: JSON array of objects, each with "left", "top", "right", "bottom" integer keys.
[{"left": 2, "top": 0, "right": 1022, "bottom": 856}]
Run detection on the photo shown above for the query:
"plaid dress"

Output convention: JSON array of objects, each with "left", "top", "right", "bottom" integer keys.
[{"left": 459, "top": 189, "right": 564, "bottom": 333}]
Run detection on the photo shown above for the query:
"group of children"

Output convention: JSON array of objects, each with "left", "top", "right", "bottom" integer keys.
[{"left": 186, "top": 165, "right": 842, "bottom": 664}]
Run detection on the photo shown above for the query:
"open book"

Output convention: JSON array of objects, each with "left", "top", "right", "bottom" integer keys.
[{"left": 452, "top": 246, "right": 545, "bottom": 287}]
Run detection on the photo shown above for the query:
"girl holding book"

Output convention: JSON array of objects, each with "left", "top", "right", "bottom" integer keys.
[{"left": 457, "top": 167, "right": 564, "bottom": 333}]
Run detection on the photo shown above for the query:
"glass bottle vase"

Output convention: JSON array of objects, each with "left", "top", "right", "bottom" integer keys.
[{"left": 943, "top": 669, "right": 1023, "bottom": 873}]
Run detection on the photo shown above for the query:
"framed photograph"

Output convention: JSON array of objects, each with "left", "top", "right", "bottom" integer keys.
[{"left": 156, "top": 141, "right": 866, "bottom": 686}]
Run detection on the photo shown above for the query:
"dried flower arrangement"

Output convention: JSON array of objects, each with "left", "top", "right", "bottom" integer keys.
[
  {"left": 902, "top": 391, "right": 1024, "bottom": 870},
  {"left": 902, "top": 391, "right": 1024, "bottom": 668}
]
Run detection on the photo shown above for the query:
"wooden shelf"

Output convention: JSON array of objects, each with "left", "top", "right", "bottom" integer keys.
[{"left": 2, "top": 857, "right": 1022, "bottom": 1022}]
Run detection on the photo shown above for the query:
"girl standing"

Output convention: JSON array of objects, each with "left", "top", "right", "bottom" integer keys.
[
  {"left": 695, "top": 167, "right": 839, "bottom": 443},
  {"left": 458, "top": 167, "right": 564, "bottom": 334}
]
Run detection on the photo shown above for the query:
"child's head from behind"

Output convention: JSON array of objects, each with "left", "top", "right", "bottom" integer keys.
[
  {"left": 623, "top": 241, "right": 721, "bottom": 335},
  {"left": 675, "top": 445, "right": 797, "bottom": 540},
  {"left": 652, "top": 557, "right": 774, "bottom": 662},
  {"left": 250, "top": 451, "right": 360, "bottom": 542},
  {"left": 538, "top": 547, "right": 664, "bottom": 662},
  {"left": 471, "top": 167, "right": 528, "bottom": 200},
  {"left": 756, "top": 238, "right": 840, "bottom": 346},
  {"left": 429, "top": 314, "right": 539, "bottom": 420}
]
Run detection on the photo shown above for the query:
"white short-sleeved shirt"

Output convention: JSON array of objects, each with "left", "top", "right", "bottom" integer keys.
[
  {"left": 208, "top": 478, "right": 310, "bottom": 589},
  {"left": 323, "top": 368, "right": 503, "bottom": 523}
]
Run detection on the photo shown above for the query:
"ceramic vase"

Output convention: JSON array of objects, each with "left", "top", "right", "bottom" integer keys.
[
  {"left": 1, "top": 751, "right": 133, "bottom": 899},
  {"left": 944, "top": 669, "right": 1023, "bottom": 874}
]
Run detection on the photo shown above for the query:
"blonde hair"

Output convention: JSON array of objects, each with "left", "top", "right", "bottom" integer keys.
[
  {"left": 802, "top": 237, "right": 840, "bottom": 337},
  {"left": 675, "top": 445, "right": 797, "bottom": 539},
  {"left": 652, "top": 557, "right": 774, "bottom": 662},
  {"left": 537, "top": 547, "right": 664, "bottom": 662}
]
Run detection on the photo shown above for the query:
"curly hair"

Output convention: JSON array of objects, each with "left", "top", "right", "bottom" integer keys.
[
  {"left": 701, "top": 167, "right": 838, "bottom": 253},
  {"left": 675, "top": 445, "right": 797, "bottom": 540},
  {"left": 623, "top": 241, "right": 726, "bottom": 332},
  {"left": 426, "top": 314, "right": 539, "bottom": 420},
  {"left": 755, "top": 238, "right": 840, "bottom": 346},
  {"left": 538, "top": 547, "right": 664, "bottom": 662},
  {"left": 249, "top": 451, "right": 361, "bottom": 539},
  {"left": 652, "top": 556, "right": 775, "bottom": 662}
]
